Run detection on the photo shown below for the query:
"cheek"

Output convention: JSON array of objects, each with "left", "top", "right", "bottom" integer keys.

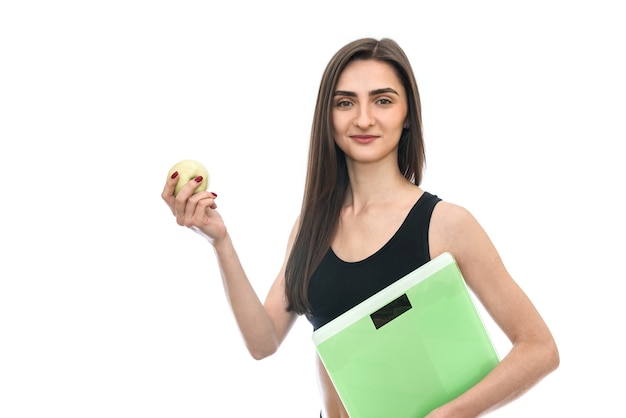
[
  {"left": 331, "top": 111, "right": 342, "bottom": 127},
  {"left": 331, "top": 114, "right": 346, "bottom": 136},
  {"left": 390, "top": 115, "right": 407, "bottom": 132}
]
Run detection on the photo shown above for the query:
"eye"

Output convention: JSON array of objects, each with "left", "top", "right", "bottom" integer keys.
[
  {"left": 376, "top": 98, "right": 393, "bottom": 105},
  {"left": 335, "top": 99, "right": 354, "bottom": 108}
]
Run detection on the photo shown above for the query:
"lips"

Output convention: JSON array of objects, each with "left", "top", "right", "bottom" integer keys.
[{"left": 351, "top": 135, "right": 378, "bottom": 144}]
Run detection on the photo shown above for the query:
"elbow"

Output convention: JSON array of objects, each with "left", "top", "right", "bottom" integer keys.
[
  {"left": 248, "top": 342, "right": 279, "bottom": 361},
  {"left": 244, "top": 322, "right": 285, "bottom": 360},
  {"left": 249, "top": 349, "right": 273, "bottom": 361},
  {"left": 533, "top": 335, "right": 560, "bottom": 376},
  {"left": 546, "top": 338, "right": 560, "bottom": 373},
  {"left": 516, "top": 334, "right": 560, "bottom": 378}
]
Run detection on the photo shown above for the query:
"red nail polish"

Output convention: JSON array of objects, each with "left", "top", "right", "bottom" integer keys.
[
  {"left": 194, "top": 176, "right": 203, "bottom": 183},
  {"left": 211, "top": 192, "right": 217, "bottom": 197},
  {"left": 171, "top": 171, "right": 179, "bottom": 179}
]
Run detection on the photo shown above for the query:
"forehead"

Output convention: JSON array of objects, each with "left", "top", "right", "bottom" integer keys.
[{"left": 336, "top": 59, "right": 404, "bottom": 92}]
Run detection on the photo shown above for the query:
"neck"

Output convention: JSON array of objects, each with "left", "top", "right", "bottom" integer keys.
[{"left": 344, "top": 160, "right": 412, "bottom": 211}]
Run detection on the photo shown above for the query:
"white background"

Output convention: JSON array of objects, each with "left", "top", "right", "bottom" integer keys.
[{"left": 1, "top": 1, "right": 624, "bottom": 416}]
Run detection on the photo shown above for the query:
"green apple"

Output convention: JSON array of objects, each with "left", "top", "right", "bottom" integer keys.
[{"left": 167, "top": 159, "right": 210, "bottom": 196}]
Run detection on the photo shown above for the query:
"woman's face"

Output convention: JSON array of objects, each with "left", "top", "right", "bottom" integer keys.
[{"left": 332, "top": 59, "right": 408, "bottom": 165}]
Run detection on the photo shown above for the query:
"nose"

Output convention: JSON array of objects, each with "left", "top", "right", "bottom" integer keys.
[{"left": 354, "top": 104, "right": 374, "bottom": 128}]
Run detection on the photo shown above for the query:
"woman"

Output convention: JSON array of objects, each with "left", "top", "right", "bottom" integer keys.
[{"left": 162, "top": 38, "right": 559, "bottom": 417}]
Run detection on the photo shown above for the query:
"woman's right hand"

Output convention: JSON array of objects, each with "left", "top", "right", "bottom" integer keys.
[{"left": 161, "top": 172, "right": 226, "bottom": 246}]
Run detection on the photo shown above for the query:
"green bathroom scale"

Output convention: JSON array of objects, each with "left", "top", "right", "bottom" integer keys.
[{"left": 312, "top": 252, "right": 500, "bottom": 418}]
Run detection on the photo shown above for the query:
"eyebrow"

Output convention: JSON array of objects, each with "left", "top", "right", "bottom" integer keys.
[{"left": 333, "top": 87, "right": 400, "bottom": 97}]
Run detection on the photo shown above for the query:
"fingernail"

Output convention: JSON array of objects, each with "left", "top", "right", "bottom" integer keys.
[
  {"left": 211, "top": 192, "right": 217, "bottom": 197},
  {"left": 194, "top": 176, "right": 203, "bottom": 183},
  {"left": 171, "top": 171, "right": 179, "bottom": 179}
]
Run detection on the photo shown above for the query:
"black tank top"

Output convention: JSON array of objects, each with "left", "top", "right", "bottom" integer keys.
[{"left": 306, "top": 191, "right": 441, "bottom": 330}]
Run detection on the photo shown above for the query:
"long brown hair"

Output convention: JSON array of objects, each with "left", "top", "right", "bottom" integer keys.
[{"left": 285, "top": 38, "right": 426, "bottom": 315}]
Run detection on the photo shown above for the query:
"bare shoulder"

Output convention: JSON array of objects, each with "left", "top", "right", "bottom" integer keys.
[
  {"left": 429, "top": 201, "right": 487, "bottom": 258},
  {"left": 429, "top": 200, "right": 508, "bottom": 291},
  {"left": 429, "top": 200, "right": 473, "bottom": 230}
]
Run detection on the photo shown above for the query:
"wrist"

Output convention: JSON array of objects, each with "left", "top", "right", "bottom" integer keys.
[
  {"left": 189, "top": 226, "right": 229, "bottom": 248},
  {"left": 210, "top": 231, "right": 232, "bottom": 253}
]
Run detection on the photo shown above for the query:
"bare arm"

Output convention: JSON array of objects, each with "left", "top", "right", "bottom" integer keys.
[
  {"left": 212, "top": 222, "right": 299, "bottom": 360},
  {"left": 427, "top": 202, "right": 560, "bottom": 417},
  {"left": 162, "top": 174, "right": 298, "bottom": 360}
]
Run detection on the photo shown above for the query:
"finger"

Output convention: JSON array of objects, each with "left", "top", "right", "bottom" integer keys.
[
  {"left": 176, "top": 176, "right": 207, "bottom": 199},
  {"left": 173, "top": 176, "right": 204, "bottom": 225},
  {"left": 188, "top": 190, "right": 216, "bottom": 201},
  {"left": 194, "top": 195, "right": 218, "bottom": 221},
  {"left": 185, "top": 191, "right": 218, "bottom": 226},
  {"left": 162, "top": 171, "right": 181, "bottom": 215},
  {"left": 161, "top": 170, "right": 179, "bottom": 202}
]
